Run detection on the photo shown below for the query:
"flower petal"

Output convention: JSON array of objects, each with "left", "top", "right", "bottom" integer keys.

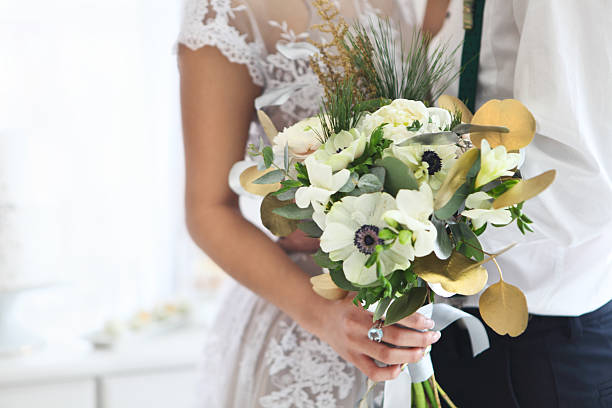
[
  {"left": 320, "top": 222, "right": 355, "bottom": 253},
  {"left": 343, "top": 251, "right": 375, "bottom": 285}
]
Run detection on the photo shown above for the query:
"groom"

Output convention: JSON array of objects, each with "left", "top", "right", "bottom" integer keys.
[{"left": 423, "top": 0, "right": 612, "bottom": 407}]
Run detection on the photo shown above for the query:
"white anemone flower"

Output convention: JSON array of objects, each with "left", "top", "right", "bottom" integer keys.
[
  {"left": 461, "top": 191, "right": 512, "bottom": 229},
  {"left": 475, "top": 139, "right": 521, "bottom": 188},
  {"left": 386, "top": 144, "right": 457, "bottom": 191},
  {"left": 295, "top": 155, "right": 350, "bottom": 212},
  {"left": 383, "top": 184, "right": 437, "bottom": 257},
  {"left": 320, "top": 193, "right": 413, "bottom": 286},
  {"left": 313, "top": 128, "right": 366, "bottom": 172}
]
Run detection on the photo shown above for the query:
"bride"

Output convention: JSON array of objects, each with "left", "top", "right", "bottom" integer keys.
[{"left": 177, "top": 0, "right": 446, "bottom": 406}]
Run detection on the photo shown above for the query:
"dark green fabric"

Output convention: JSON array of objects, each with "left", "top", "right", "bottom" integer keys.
[{"left": 458, "top": 0, "right": 486, "bottom": 113}]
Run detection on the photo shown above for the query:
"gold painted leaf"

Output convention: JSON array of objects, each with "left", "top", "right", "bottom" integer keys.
[
  {"left": 310, "top": 273, "right": 348, "bottom": 300},
  {"left": 471, "top": 99, "right": 536, "bottom": 150},
  {"left": 492, "top": 170, "right": 556, "bottom": 209},
  {"left": 437, "top": 94, "right": 473, "bottom": 123},
  {"left": 434, "top": 148, "right": 479, "bottom": 210},
  {"left": 479, "top": 280, "right": 528, "bottom": 337},
  {"left": 413, "top": 252, "right": 488, "bottom": 296},
  {"left": 240, "top": 166, "right": 282, "bottom": 196},
  {"left": 257, "top": 110, "right": 278, "bottom": 143},
  {"left": 260, "top": 193, "right": 299, "bottom": 237}
]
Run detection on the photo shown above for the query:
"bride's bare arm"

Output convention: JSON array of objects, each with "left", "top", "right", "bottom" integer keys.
[{"left": 179, "top": 45, "right": 440, "bottom": 382}]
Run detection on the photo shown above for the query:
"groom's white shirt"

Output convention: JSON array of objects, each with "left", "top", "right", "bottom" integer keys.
[{"left": 438, "top": 0, "right": 612, "bottom": 316}]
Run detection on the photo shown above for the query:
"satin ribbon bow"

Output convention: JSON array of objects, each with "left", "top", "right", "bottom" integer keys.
[{"left": 380, "top": 303, "right": 490, "bottom": 408}]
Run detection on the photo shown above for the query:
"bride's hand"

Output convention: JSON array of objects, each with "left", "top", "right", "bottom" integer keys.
[
  {"left": 310, "top": 295, "right": 441, "bottom": 382},
  {"left": 278, "top": 230, "right": 320, "bottom": 254}
]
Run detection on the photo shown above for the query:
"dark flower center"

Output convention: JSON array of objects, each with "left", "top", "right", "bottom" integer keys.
[
  {"left": 421, "top": 150, "right": 443, "bottom": 175},
  {"left": 336, "top": 148, "right": 343, "bottom": 153},
  {"left": 354, "top": 224, "right": 383, "bottom": 255}
]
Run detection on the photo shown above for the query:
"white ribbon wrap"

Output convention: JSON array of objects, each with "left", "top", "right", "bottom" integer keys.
[{"left": 382, "top": 303, "right": 490, "bottom": 408}]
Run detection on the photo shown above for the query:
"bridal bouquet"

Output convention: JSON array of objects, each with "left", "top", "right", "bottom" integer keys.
[{"left": 233, "top": 2, "right": 555, "bottom": 407}]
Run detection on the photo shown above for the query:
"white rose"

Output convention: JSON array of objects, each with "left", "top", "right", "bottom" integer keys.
[
  {"left": 273, "top": 117, "right": 323, "bottom": 160},
  {"left": 358, "top": 99, "right": 450, "bottom": 144}
]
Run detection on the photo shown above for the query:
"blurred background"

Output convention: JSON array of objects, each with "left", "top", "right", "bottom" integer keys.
[{"left": 0, "top": 0, "right": 226, "bottom": 406}]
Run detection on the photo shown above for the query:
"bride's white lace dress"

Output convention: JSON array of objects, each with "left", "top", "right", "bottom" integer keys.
[{"left": 178, "top": 1, "right": 419, "bottom": 406}]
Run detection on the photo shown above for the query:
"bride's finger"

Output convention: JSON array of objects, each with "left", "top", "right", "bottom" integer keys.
[
  {"left": 358, "top": 337, "right": 427, "bottom": 365},
  {"left": 395, "top": 312, "right": 435, "bottom": 331},
  {"left": 353, "top": 354, "right": 401, "bottom": 382},
  {"left": 382, "top": 324, "right": 441, "bottom": 348}
]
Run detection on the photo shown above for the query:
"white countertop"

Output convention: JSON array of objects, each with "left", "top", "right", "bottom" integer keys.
[{"left": 0, "top": 326, "right": 207, "bottom": 387}]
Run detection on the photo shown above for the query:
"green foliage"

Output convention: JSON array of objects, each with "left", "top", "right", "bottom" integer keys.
[
  {"left": 434, "top": 155, "right": 481, "bottom": 220},
  {"left": 374, "top": 156, "right": 419, "bottom": 195},
  {"left": 450, "top": 222, "right": 484, "bottom": 261},
  {"left": 312, "top": 249, "right": 340, "bottom": 269},
  {"left": 297, "top": 221, "right": 323, "bottom": 238},
  {"left": 253, "top": 169, "right": 284, "bottom": 184},
  {"left": 509, "top": 202, "right": 534, "bottom": 234},
  {"left": 406, "top": 120, "right": 422, "bottom": 131},
  {"left": 448, "top": 108, "right": 463, "bottom": 131},
  {"left": 344, "top": 19, "right": 461, "bottom": 105},
  {"left": 262, "top": 146, "right": 274, "bottom": 169},
  {"left": 384, "top": 286, "right": 428, "bottom": 326},
  {"left": 318, "top": 77, "right": 364, "bottom": 141},
  {"left": 272, "top": 203, "right": 314, "bottom": 220},
  {"left": 294, "top": 162, "right": 310, "bottom": 186},
  {"left": 357, "top": 173, "right": 383, "bottom": 193},
  {"left": 487, "top": 178, "right": 521, "bottom": 198}
]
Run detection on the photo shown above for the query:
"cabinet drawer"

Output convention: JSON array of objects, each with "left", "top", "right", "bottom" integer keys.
[
  {"left": 100, "top": 368, "right": 197, "bottom": 408},
  {"left": 0, "top": 379, "right": 95, "bottom": 408}
]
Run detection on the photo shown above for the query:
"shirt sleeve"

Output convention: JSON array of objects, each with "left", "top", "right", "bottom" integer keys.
[{"left": 177, "top": 0, "right": 266, "bottom": 87}]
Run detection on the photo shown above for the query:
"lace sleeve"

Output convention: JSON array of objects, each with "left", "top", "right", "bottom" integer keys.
[{"left": 178, "top": 0, "right": 266, "bottom": 87}]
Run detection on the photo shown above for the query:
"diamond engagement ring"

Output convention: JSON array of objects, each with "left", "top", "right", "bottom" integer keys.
[{"left": 367, "top": 319, "right": 384, "bottom": 342}]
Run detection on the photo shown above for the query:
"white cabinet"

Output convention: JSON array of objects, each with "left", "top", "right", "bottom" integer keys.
[
  {"left": 0, "top": 328, "right": 205, "bottom": 408},
  {"left": 0, "top": 379, "right": 96, "bottom": 408},
  {"left": 101, "top": 369, "right": 197, "bottom": 408}
]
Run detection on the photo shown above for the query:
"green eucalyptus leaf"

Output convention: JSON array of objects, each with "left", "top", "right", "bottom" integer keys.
[
  {"left": 374, "top": 156, "right": 419, "bottom": 195},
  {"left": 339, "top": 172, "right": 359, "bottom": 193},
  {"left": 262, "top": 146, "right": 274, "bottom": 168},
  {"left": 312, "top": 249, "right": 340, "bottom": 269},
  {"left": 357, "top": 173, "right": 383, "bottom": 193},
  {"left": 253, "top": 169, "right": 284, "bottom": 184},
  {"left": 384, "top": 287, "right": 428, "bottom": 326},
  {"left": 452, "top": 123, "right": 510, "bottom": 135},
  {"left": 450, "top": 222, "right": 484, "bottom": 261},
  {"left": 397, "top": 131, "right": 458, "bottom": 146},
  {"left": 272, "top": 204, "right": 314, "bottom": 220},
  {"left": 283, "top": 142, "right": 289, "bottom": 171},
  {"left": 346, "top": 187, "right": 365, "bottom": 196},
  {"left": 370, "top": 166, "right": 386, "bottom": 185},
  {"left": 434, "top": 183, "right": 470, "bottom": 220},
  {"left": 373, "top": 296, "right": 393, "bottom": 322},
  {"left": 298, "top": 220, "right": 323, "bottom": 238},
  {"left": 329, "top": 267, "right": 360, "bottom": 291},
  {"left": 275, "top": 187, "right": 297, "bottom": 201},
  {"left": 432, "top": 216, "right": 453, "bottom": 259}
]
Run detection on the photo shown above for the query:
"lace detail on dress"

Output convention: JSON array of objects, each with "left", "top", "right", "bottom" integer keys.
[
  {"left": 260, "top": 321, "right": 356, "bottom": 408},
  {"left": 178, "top": 0, "right": 266, "bottom": 86}
]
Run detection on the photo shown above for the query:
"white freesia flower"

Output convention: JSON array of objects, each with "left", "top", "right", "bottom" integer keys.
[
  {"left": 313, "top": 128, "right": 366, "bottom": 172},
  {"left": 383, "top": 184, "right": 438, "bottom": 257},
  {"left": 320, "top": 193, "right": 413, "bottom": 285},
  {"left": 461, "top": 191, "right": 512, "bottom": 229},
  {"left": 272, "top": 116, "right": 323, "bottom": 160},
  {"left": 475, "top": 139, "right": 521, "bottom": 188},
  {"left": 386, "top": 144, "right": 458, "bottom": 191},
  {"left": 295, "top": 155, "right": 350, "bottom": 211}
]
